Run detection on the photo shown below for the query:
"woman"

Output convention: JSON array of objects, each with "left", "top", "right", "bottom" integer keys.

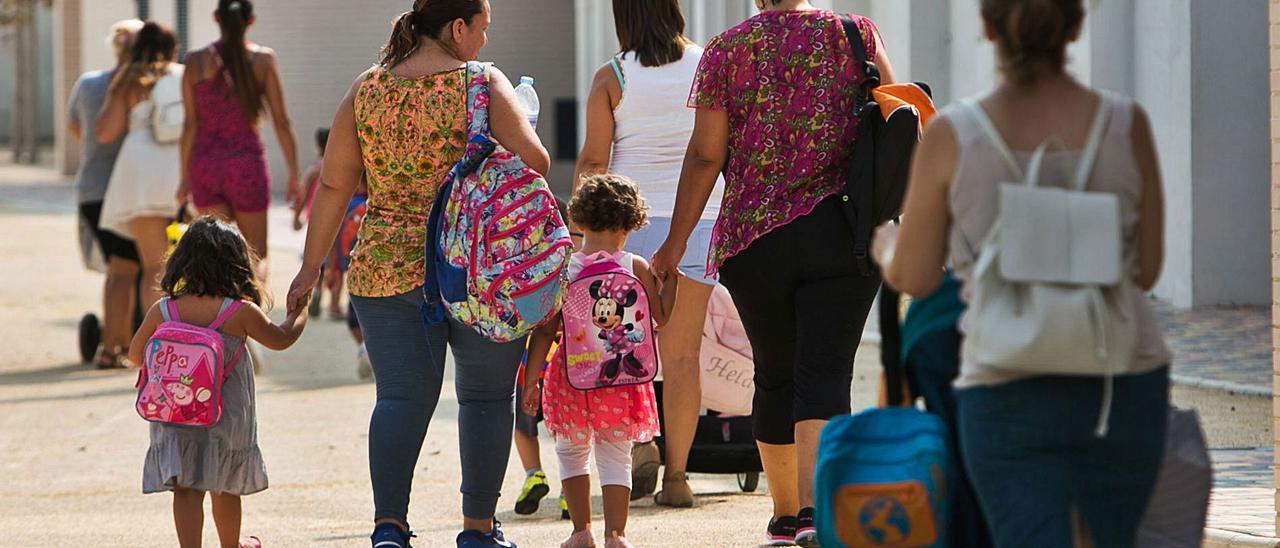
[
  {"left": 652, "top": 0, "right": 894, "bottom": 544},
  {"left": 871, "top": 0, "right": 1170, "bottom": 545},
  {"left": 179, "top": 0, "right": 301, "bottom": 278},
  {"left": 286, "top": 1, "right": 549, "bottom": 547},
  {"left": 68, "top": 19, "right": 144, "bottom": 368},
  {"left": 97, "top": 21, "right": 183, "bottom": 315},
  {"left": 572, "top": 0, "right": 722, "bottom": 508}
]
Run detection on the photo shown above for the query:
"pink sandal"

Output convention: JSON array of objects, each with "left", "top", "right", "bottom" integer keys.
[{"left": 239, "top": 537, "right": 262, "bottom": 548}]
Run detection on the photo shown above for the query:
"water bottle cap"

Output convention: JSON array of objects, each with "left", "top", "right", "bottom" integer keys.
[{"left": 520, "top": 76, "right": 535, "bottom": 86}]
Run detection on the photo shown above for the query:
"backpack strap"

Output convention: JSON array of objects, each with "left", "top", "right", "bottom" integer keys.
[
  {"left": 163, "top": 297, "right": 181, "bottom": 323},
  {"left": 208, "top": 298, "right": 243, "bottom": 330},
  {"left": 838, "top": 15, "right": 882, "bottom": 277}
]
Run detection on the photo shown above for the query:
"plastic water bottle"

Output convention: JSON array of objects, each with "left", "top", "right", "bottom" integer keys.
[{"left": 514, "top": 76, "right": 540, "bottom": 130}]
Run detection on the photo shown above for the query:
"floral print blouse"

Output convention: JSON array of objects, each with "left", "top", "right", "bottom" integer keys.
[
  {"left": 689, "top": 10, "right": 878, "bottom": 273},
  {"left": 348, "top": 66, "right": 468, "bottom": 297}
]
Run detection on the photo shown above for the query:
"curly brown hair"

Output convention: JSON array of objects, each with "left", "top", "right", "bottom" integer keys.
[
  {"left": 570, "top": 174, "right": 649, "bottom": 233},
  {"left": 160, "top": 217, "right": 266, "bottom": 307}
]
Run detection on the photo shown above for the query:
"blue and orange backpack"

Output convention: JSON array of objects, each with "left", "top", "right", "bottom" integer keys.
[{"left": 814, "top": 286, "right": 950, "bottom": 547}]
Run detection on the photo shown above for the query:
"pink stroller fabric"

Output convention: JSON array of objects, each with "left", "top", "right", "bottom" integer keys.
[{"left": 699, "top": 285, "right": 755, "bottom": 415}]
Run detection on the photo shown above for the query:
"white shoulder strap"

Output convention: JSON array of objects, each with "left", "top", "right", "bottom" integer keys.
[
  {"left": 1073, "top": 94, "right": 1112, "bottom": 191},
  {"left": 962, "top": 99, "right": 1022, "bottom": 178}
]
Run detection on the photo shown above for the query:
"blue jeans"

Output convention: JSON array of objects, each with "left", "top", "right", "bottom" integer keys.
[
  {"left": 957, "top": 367, "right": 1169, "bottom": 547},
  {"left": 351, "top": 290, "right": 528, "bottom": 527}
]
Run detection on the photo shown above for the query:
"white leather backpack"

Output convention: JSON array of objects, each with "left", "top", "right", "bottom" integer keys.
[
  {"left": 149, "top": 66, "right": 185, "bottom": 145},
  {"left": 963, "top": 95, "right": 1137, "bottom": 436}
]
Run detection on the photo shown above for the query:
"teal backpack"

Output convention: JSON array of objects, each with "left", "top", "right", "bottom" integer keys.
[{"left": 814, "top": 287, "right": 950, "bottom": 547}]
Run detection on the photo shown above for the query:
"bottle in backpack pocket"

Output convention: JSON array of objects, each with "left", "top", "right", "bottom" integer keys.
[{"left": 515, "top": 76, "right": 540, "bottom": 130}]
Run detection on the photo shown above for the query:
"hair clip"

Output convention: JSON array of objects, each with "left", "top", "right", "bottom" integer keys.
[{"left": 228, "top": 1, "right": 243, "bottom": 12}]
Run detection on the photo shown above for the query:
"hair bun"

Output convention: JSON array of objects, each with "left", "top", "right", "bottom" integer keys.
[{"left": 982, "top": 0, "right": 1084, "bottom": 84}]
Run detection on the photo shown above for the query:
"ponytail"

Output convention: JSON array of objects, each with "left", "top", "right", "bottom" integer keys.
[
  {"left": 379, "top": 0, "right": 487, "bottom": 68},
  {"left": 216, "top": 0, "right": 261, "bottom": 124},
  {"left": 381, "top": 11, "right": 421, "bottom": 68},
  {"left": 981, "top": 0, "right": 1084, "bottom": 85}
]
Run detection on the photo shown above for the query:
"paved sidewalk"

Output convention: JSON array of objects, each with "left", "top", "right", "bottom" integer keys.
[
  {"left": 1158, "top": 302, "right": 1272, "bottom": 396},
  {"left": 1208, "top": 448, "right": 1276, "bottom": 543}
]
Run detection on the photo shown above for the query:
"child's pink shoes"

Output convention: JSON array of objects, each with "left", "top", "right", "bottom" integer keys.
[
  {"left": 604, "top": 531, "right": 633, "bottom": 548},
  {"left": 560, "top": 529, "right": 596, "bottom": 548}
]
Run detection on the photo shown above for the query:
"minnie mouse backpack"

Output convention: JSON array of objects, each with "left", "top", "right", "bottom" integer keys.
[
  {"left": 559, "top": 252, "right": 658, "bottom": 390},
  {"left": 135, "top": 298, "right": 243, "bottom": 427}
]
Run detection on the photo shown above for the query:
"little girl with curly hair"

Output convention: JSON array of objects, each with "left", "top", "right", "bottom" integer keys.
[{"left": 523, "top": 174, "right": 677, "bottom": 548}]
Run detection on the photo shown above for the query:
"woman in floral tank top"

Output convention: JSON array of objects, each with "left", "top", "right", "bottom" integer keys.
[
  {"left": 651, "top": 0, "right": 895, "bottom": 544},
  {"left": 286, "top": 1, "right": 549, "bottom": 547}
]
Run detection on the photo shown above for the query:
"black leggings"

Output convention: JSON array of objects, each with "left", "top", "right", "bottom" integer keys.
[{"left": 718, "top": 196, "right": 881, "bottom": 445}]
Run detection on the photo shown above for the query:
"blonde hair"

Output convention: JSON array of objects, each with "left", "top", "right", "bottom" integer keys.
[{"left": 106, "top": 19, "right": 145, "bottom": 61}]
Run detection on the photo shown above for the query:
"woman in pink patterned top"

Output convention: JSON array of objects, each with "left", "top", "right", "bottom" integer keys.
[{"left": 651, "top": 0, "right": 895, "bottom": 544}]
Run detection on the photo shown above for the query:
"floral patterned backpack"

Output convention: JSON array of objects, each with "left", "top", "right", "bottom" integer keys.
[
  {"left": 135, "top": 298, "right": 243, "bottom": 427},
  {"left": 423, "top": 61, "right": 572, "bottom": 342}
]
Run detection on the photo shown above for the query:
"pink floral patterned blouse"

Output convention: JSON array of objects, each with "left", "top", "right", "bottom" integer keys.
[{"left": 689, "top": 10, "right": 878, "bottom": 273}]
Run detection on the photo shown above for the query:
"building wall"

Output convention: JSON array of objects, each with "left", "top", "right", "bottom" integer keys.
[
  {"left": 62, "top": 1, "right": 577, "bottom": 192},
  {"left": 0, "top": 4, "right": 56, "bottom": 144},
  {"left": 1269, "top": 0, "right": 1280, "bottom": 529}
]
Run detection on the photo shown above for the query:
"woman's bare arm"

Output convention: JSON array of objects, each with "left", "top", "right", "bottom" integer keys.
[
  {"left": 94, "top": 87, "right": 133, "bottom": 144},
  {"left": 572, "top": 64, "right": 620, "bottom": 193},
  {"left": 875, "top": 117, "right": 957, "bottom": 297},
  {"left": 487, "top": 66, "right": 551, "bottom": 176},
  {"left": 258, "top": 49, "right": 302, "bottom": 205},
  {"left": 177, "top": 52, "right": 203, "bottom": 202},
  {"left": 1131, "top": 105, "right": 1164, "bottom": 292}
]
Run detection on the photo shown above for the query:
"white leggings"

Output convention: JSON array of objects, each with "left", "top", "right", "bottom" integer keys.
[{"left": 555, "top": 437, "right": 633, "bottom": 489}]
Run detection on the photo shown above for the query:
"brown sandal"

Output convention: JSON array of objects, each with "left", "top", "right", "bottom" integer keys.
[
  {"left": 653, "top": 471, "right": 694, "bottom": 508},
  {"left": 95, "top": 346, "right": 128, "bottom": 369}
]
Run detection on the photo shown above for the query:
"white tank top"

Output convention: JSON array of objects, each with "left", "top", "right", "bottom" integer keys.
[{"left": 608, "top": 45, "right": 723, "bottom": 220}]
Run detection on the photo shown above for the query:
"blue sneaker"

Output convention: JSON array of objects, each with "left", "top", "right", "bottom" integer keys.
[
  {"left": 456, "top": 519, "right": 516, "bottom": 547},
  {"left": 372, "top": 522, "right": 414, "bottom": 548}
]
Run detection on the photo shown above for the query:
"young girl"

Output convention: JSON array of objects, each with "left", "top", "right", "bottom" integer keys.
[
  {"left": 523, "top": 175, "right": 677, "bottom": 548},
  {"left": 129, "top": 217, "right": 308, "bottom": 548}
]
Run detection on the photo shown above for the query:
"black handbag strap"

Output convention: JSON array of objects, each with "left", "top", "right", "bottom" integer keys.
[{"left": 838, "top": 15, "right": 882, "bottom": 277}]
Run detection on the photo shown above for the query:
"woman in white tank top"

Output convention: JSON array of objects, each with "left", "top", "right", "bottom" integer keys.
[
  {"left": 871, "top": 1, "right": 1170, "bottom": 546},
  {"left": 570, "top": 0, "right": 723, "bottom": 509}
]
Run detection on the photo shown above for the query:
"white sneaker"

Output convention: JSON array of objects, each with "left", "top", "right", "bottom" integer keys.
[{"left": 357, "top": 343, "right": 373, "bottom": 380}]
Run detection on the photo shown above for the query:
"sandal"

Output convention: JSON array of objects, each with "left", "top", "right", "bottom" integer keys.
[
  {"left": 653, "top": 471, "right": 694, "bottom": 508},
  {"left": 95, "top": 346, "right": 128, "bottom": 370},
  {"left": 239, "top": 537, "right": 262, "bottom": 548}
]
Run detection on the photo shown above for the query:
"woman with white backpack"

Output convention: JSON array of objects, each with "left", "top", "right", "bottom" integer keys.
[
  {"left": 872, "top": 0, "right": 1171, "bottom": 545},
  {"left": 97, "top": 21, "right": 184, "bottom": 313}
]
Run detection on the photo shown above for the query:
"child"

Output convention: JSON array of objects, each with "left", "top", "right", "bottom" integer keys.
[
  {"left": 523, "top": 175, "right": 677, "bottom": 548},
  {"left": 512, "top": 197, "right": 571, "bottom": 519},
  {"left": 294, "top": 127, "right": 345, "bottom": 320},
  {"left": 129, "top": 217, "right": 308, "bottom": 548}
]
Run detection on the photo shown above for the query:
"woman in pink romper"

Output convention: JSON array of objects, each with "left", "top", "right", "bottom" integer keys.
[{"left": 178, "top": 0, "right": 300, "bottom": 275}]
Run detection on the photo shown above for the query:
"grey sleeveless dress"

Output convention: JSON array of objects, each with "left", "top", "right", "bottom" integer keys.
[{"left": 142, "top": 297, "right": 268, "bottom": 495}]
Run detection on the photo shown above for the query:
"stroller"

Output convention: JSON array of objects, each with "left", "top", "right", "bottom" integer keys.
[
  {"left": 653, "top": 285, "right": 762, "bottom": 493},
  {"left": 75, "top": 206, "right": 189, "bottom": 364}
]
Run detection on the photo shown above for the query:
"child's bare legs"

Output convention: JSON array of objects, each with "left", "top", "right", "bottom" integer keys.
[
  {"left": 211, "top": 492, "right": 243, "bottom": 548},
  {"left": 563, "top": 475, "right": 593, "bottom": 532},
  {"left": 172, "top": 488, "right": 205, "bottom": 548},
  {"left": 596, "top": 439, "right": 633, "bottom": 540},
  {"left": 601, "top": 485, "right": 630, "bottom": 538},
  {"left": 515, "top": 428, "right": 542, "bottom": 472}
]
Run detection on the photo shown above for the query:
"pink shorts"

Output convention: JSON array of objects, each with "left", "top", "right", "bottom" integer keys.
[{"left": 189, "top": 153, "right": 271, "bottom": 213}]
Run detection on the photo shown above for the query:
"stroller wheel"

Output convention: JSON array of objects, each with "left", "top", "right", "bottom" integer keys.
[
  {"left": 79, "top": 313, "right": 101, "bottom": 364},
  {"left": 737, "top": 472, "right": 759, "bottom": 493}
]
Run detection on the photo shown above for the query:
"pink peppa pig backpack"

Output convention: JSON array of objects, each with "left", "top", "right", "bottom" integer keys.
[
  {"left": 560, "top": 252, "right": 658, "bottom": 390},
  {"left": 135, "top": 297, "right": 244, "bottom": 427}
]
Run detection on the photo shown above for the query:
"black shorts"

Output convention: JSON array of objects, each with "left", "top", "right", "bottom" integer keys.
[
  {"left": 718, "top": 196, "right": 881, "bottom": 445},
  {"left": 79, "top": 201, "right": 140, "bottom": 263}
]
